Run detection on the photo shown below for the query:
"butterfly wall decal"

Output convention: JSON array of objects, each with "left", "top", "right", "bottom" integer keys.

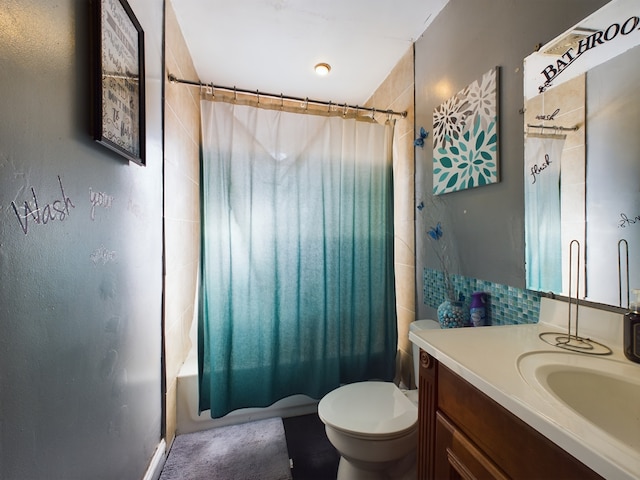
[
  {"left": 414, "top": 127, "right": 428, "bottom": 148},
  {"left": 427, "top": 222, "right": 443, "bottom": 240}
]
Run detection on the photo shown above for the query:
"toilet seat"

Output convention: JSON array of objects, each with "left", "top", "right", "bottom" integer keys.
[{"left": 318, "top": 381, "right": 418, "bottom": 440}]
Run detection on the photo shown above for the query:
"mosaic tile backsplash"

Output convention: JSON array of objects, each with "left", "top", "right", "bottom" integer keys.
[{"left": 423, "top": 268, "right": 542, "bottom": 325}]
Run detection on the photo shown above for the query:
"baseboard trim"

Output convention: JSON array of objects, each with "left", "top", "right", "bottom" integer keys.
[{"left": 143, "top": 439, "right": 166, "bottom": 480}]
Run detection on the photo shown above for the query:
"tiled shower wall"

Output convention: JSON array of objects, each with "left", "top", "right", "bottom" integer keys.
[
  {"left": 164, "top": 1, "right": 201, "bottom": 447},
  {"left": 366, "top": 47, "right": 416, "bottom": 389}
]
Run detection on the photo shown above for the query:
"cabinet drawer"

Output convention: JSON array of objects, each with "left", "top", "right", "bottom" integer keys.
[{"left": 436, "top": 412, "right": 508, "bottom": 480}]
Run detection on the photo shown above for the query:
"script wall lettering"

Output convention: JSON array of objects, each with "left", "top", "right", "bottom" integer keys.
[
  {"left": 619, "top": 212, "right": 640, "bottom": 229},
  {"left": 10, "top": 176, "right": 75, "bottom": 235},
  {"left": 91, "top": 245, "right": 118, "bottom": 265},
  {"left": 529, "top": 154, "right": 552, "bottom": 184},
  {"left": 535, "top": 108, "right": 560, "bottom": 121},
  {"left": 90, "top": 187, "right": 115, "bottom": 220}
]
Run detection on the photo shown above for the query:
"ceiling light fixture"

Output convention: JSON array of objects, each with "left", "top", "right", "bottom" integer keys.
[{"left": 314, "top": 63, "right": 331, "bottom": 76}]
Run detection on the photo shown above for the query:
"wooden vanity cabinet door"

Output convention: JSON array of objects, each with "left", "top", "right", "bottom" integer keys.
[
  {"left": 437, "top": 364, "right": 603, "bottom": 480},
  {"left": 435, "top": 412, "right": 509, "bottom": 480}
]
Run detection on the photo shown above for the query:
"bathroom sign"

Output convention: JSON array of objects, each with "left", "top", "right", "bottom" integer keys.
[{"left": 537, "top": 13, "right": 640, "bottom": 93}]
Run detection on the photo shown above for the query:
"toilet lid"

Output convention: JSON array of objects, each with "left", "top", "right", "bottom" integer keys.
[{"left": 318, "top": 381, "right": 417, "bottom": 438}]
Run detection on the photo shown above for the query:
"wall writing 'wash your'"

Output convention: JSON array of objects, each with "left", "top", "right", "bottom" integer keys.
[{"left": 10, "top": 175, "right": 116, "bottom": 235}]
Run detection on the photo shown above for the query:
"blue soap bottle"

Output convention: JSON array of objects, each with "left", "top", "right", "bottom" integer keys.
[{"left": 470, "top": 292, "right": 487, "bottom": 327}]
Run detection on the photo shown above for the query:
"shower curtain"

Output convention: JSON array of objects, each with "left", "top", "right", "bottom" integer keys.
[
  {"left": 524, "top": 134, "right": 566, "bottom": 292},
  {"left": 198, "top": 101, "right": 397, "bottom": 418}
]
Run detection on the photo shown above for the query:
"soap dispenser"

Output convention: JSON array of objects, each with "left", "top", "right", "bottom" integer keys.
[{"left": 624, "top": 288, "right": 640, "bottom": 363}]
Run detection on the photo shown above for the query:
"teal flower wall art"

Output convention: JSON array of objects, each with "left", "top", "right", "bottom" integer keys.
[{"left": 432, "top": 67, "right": 499, "bottom": 195}]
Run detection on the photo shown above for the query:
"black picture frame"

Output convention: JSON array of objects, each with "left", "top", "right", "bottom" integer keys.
[{"left": 93, "top": 0, "right": 145, "bottom": 166}]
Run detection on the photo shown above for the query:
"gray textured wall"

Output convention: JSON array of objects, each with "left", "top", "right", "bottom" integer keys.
[
  {"left": 0, "top": 1, "right": 164, "bottom": 478},
  {"left": 414, "top": 0, "right": 609, "bottom": 321}
]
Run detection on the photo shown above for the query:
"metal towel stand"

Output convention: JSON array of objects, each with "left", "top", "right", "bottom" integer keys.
[{"left": 538, "top": 240, "right": 612, "bottom": 355}]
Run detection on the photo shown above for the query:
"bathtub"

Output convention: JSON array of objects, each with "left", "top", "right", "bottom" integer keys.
[{"left": 176, "top": 351, "right": 319, "bottom": 434}]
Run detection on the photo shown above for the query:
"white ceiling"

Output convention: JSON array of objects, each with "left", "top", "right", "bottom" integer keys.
[{"left": 171, "top": 0, "right": 448, "bottom": 106}]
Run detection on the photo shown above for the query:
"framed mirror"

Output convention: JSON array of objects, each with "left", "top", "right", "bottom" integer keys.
[{"left": 523, "top": 0, "right": 640, "bottom": 307}]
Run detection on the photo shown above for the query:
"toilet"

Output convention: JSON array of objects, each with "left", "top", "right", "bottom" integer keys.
[{"left": 318, "top": 319, "right": 440, "bottom": 479}]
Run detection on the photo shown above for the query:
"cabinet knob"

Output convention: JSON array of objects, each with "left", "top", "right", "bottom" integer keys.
[{"left": 420, "top": 350, "right": 432, "bottom": 369}]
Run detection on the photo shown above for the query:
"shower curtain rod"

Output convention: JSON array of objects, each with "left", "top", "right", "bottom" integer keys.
[
  {"left": 526, "top": 123, "right": 579, "bottom": 131},
  {"left": 168, "top": 74, "right": 408, "bottom": 118}
]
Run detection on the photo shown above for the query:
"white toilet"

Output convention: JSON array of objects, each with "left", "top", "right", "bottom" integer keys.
[{"left": 318, "top": 319, "right": 440, "bottom": 479}]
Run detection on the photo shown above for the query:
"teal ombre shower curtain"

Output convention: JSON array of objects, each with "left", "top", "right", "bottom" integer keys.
[{"left": 198, "top": 101, "right": 397, "bottom": 418}]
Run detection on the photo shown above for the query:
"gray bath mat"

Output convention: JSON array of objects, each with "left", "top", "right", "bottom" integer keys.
[{"left": 160, "top": 417, "right": 292, "bottom": 480}]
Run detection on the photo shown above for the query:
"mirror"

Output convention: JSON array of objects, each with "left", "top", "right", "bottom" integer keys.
[{"left": 524, "top": 0, "right": 640, "bottom": 307}]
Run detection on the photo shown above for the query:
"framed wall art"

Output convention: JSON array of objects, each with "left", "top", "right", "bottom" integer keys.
[
  {"left": 93, "top": 0, "right": 145, "bottom": 165},
  {"left": 432, "top": 67, "right": 499, "bottom": 195}
]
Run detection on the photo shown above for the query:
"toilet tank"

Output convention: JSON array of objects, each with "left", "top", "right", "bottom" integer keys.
[{"left": 409, "top": 320, "right": 440, "bottom": 386}]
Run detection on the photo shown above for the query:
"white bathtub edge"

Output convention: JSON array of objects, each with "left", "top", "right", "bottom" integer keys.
[{"left": 176, "top": 352, "right": 319, "bottom": 434}]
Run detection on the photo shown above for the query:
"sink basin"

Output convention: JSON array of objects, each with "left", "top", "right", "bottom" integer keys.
[{"left": 517, "top": 351, "right": 640, "bottom": 450}]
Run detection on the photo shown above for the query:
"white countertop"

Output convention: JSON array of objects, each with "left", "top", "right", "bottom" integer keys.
[{"left": 409, "top": 298, "right": 640, "bottom": 480}]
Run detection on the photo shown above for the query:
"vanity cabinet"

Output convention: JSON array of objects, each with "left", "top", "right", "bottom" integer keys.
[{"left": 417, "top": 350, "right": 603, "bottom": 480}]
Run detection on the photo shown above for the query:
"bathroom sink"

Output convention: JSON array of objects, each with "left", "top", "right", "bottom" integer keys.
[{"left": 517, "top": 351, "right": 640, "bottom": 451}]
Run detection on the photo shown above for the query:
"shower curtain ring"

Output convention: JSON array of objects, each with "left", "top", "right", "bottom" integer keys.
[
  {"left": 233, "top": 86, "right": 237, "bottom": 102},
  {"left": 371, "top": 107, "right": 376, "bottom": 119},
  {"left": 328, "top": 100, "right": 332, "bottom": 113},
  {"left": 280, "top": 93, "right": 284, "bottom": 109},
  {"left": 343, "top": 103, "right": 348, "bottom": 117},
  {"left": 256, "top": 90, "right": 260, "bottom": 104}
]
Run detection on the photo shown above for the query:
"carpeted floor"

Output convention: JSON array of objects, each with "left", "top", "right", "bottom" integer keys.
[
  {"left": 160, "top": 417, "right": 292, "bottom": 480},
  {"left": 282, "top": 414, "right": 340, "bottom": 480}
]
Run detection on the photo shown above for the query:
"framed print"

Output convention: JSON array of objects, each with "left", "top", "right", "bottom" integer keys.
[{"left": 93, "top": 0, "right": 145, "bottom": 165}]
